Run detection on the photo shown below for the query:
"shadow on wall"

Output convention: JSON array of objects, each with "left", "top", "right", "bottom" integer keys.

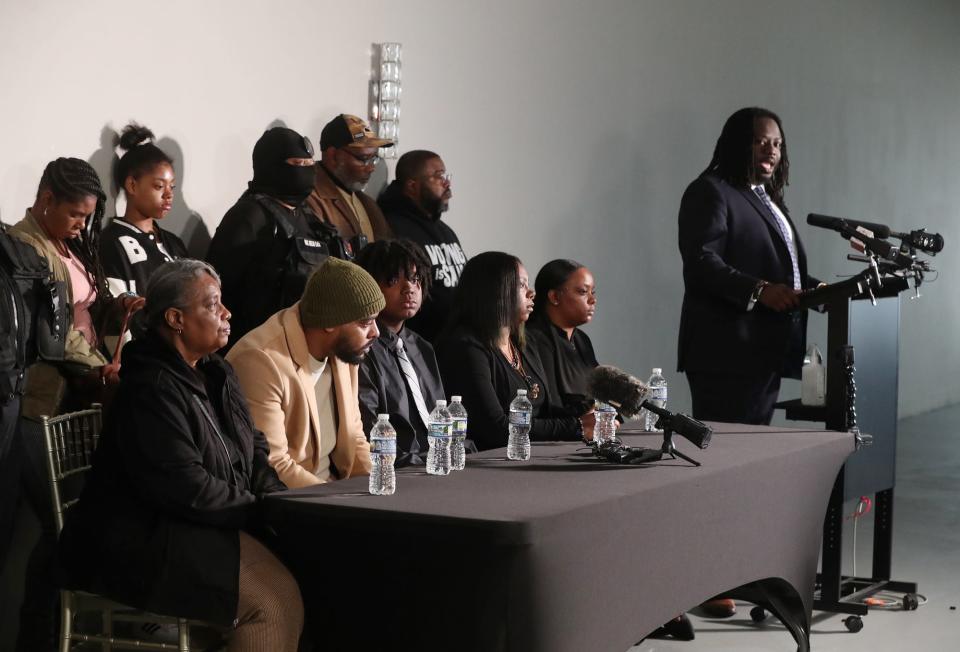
[
  {"left": 87, "top": 125, "right": 120, "bottom": 219},
  {"left": 156, "top": 136, "right": 210, "bottom": 259}
]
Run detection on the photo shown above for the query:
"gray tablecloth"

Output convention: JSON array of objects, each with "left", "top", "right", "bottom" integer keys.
[{"left": 265, "top": 423, "right": 854, "bottom": 652}]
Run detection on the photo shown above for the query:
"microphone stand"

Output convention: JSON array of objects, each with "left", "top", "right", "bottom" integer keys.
[{"left": 655, "top": 419, "right": 702, "bottom": 467}]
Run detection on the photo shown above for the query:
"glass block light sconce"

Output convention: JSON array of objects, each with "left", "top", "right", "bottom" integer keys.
[{"left": 371, "top": 42, "right": 402, "bottom": 159}]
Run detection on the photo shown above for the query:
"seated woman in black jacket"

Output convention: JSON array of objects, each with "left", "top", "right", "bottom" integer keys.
[
  {"left": 57, "top": 259, "right": 302, "bottom": 652},
  {"left": 435, "top": 251, "right": 595, "bottom": 451},
  {"left": 525, "top": 259, "right": 599, "bottom": 412}
]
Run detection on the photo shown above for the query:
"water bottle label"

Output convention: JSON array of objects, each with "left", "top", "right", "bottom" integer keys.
[
  {"left": 649, "top": 386, "right": 667, "bottom": 403},
  {"left": 509, "top": 410, "right": 531, "bottom": 426},
  {"left": 429, "top": 422, "right": 453, "bottom": 439},
  {"left": 371, "top": 438, "right": 396, "bottom": 455},
  {"left": 453, "top": 419, "right": 467, "bottom": 436}
]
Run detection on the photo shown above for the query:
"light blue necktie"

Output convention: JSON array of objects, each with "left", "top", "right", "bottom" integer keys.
[{"left": 754, "top": 186, "right": 802, "bottom": 290}]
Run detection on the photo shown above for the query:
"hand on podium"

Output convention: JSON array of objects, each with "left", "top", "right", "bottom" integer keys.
[{"left": 759, "top": 282, "right": 800, "bottom": 312}]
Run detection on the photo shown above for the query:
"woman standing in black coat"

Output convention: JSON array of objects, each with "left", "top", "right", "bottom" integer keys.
[
  {"left": 435, "top": 252, "right": 595, "bottom": 451},
  {"left": 57, "top": 259, "right": 302, "bottom": 652}
]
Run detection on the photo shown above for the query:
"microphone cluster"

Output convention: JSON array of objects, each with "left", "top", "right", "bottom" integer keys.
[{"left": 806, "top": 213, "right": 944, "bottom": 257}]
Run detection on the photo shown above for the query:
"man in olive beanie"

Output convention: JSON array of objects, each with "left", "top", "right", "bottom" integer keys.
[{"left": 227, "top": 258, "right": 386, "bottom": 488}]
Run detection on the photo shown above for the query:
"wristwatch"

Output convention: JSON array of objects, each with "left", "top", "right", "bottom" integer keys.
[
  {"left": 750, "top": 280, "right": 769, "bottom": 303},
  {"left": 747, "top": 280, "right": 769, "bottom": 311}
]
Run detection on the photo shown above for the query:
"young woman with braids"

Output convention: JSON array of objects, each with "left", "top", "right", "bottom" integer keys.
[
  {"left": 100, "top": 123, "right": 187, "bottom": 301},
  {"left": 10, "top": 157, "right": 144, "bottom": 418},
  {"left": 8, "top": 157, "right": 144, "bottom": 651}
]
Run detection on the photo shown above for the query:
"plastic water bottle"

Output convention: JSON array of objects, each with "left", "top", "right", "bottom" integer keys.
[
  {"left": 368, "top": 414, "right": 397, "bottom": 495},
  {"left": 643, "top": 368, "right": 667, "bottom": 432},
  {"left": 507, "top": 389, "right": 533, "bottom": 461},
  {"left": 593, "top": 401, "right": 618, "bottom": 446},
  {"left": 426, "top": 400, "right": 453, "bottom": 475},
  {"left": 448, "top": 395, "right": 468, "bottom": 471}
]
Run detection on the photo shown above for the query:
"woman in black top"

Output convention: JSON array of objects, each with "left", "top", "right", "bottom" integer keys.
[
  {"left": 100, "top": 123, "right": 188, "bottom": 300},
  {"left": 435, "top": 251, "right": 595, "bottom": 451},
  {"left": 525, "top": 259, "right": 599, "bottom": 412}
]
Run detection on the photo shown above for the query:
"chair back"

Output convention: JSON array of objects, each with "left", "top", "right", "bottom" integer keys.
[{"left": 41, "top": 403, "right": 103, "bottom": 533}]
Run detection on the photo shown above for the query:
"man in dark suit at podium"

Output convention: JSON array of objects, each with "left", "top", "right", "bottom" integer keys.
[{"left": 677, "top": 107, "right": 819, "bottom": 426}]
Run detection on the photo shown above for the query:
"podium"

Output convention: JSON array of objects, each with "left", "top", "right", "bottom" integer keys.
[{"left": 778, "top": 276, "right": 918, "bottom": 624}]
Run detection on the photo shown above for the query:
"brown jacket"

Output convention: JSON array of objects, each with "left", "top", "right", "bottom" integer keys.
[
  {"left": 306, "top": 164, "right": 392, "bottom": 243},
  {"left": 226, "top": 304, "right": 371, "bottom": 488}
]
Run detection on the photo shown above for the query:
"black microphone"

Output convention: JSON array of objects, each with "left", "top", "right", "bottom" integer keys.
[
  {"left": 807, "top": 213, "right": 891, "bottom": 239},
  {"left": 640, "top": 401, "right": 713, "bottom": 449},
  {"left": 586, "top": 365, "right": 648, "bottom": 417},
  {"left": 890, "top": 228, "right": 944, "bottom": 254}
]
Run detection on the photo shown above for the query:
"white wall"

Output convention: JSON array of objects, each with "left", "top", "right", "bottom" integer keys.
[{"left": 1, "top": 0, "right": 959, "bottom": 418}]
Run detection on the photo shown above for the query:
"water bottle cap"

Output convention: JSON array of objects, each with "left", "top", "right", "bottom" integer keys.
[
  {"left": 451, "top": 395, "right": 462, "bottom": 402},
  {"left": 435, "top": 399, "right": 447, "bottom": 407},
  {"left": 516, "top": 389, "right": 527, "bottom": 396},
  {"left": 377, "top": 414, "right": 390, "bottom": 420},
  {"left": 652, "top": 367, "right": 662, "bottom": 375}
]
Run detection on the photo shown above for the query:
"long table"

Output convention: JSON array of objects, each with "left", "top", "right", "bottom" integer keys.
[{"left": 263, "top": 423, "right": 854, "bottom": 652}]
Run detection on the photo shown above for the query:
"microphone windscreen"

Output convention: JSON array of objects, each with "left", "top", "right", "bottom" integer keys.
[{"left": 586, "top": 365, "right": 649, "bottom": 417}]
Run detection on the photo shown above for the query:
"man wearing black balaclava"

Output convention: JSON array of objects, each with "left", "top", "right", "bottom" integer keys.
[{"left": 207, "top": 126, "right": 346, "bottom": 350}]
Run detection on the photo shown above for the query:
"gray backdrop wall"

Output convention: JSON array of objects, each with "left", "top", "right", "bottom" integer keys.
[{"left": 1, "top": 0, "right": 958, "bottom": 423}]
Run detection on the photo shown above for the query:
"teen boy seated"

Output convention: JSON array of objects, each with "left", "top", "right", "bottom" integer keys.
[{"left": 355, "top": 239, "right": 448, "bottom": 466}]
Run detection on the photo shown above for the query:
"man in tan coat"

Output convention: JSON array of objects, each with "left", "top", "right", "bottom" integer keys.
[
  {"left": 307, "top": 114, "right": 393, "bottom": 252},
  {"left": 228, "top": 257, "right": 385, "bottom": 488}
]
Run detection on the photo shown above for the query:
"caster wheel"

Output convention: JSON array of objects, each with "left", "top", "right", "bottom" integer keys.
[
  {"left": 750, "top": 606, "right": 768, "bottom": 623},
  {"left": 843, "top": 615, "right": 863, "bottom": 633},
  {"left": 903, "top": 593, "right": 919, "bottom": 611}
]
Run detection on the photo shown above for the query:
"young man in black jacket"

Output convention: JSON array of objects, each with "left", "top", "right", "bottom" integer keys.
[{"left": 378, "top": 150, "right": 466, "bottom": 342}]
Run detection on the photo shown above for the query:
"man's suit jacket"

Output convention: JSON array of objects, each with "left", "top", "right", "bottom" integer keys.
[
  {"left": 358, "top": 323, "right": 445, "bottom": 466},
  {"left": 677, "top": 173, "right": 816, "bottom": 379},
  {"left": 226, "top": 304, "right": 371, "bottom": 488}
]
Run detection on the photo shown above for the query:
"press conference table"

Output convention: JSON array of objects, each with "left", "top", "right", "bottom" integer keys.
[{"left": 263, "top": 423, "right": 854, "bottom": 652}]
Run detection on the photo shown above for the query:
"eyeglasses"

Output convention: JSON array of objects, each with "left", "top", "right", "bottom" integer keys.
[
  {"left": 342, "top": 149, "right": 380, "bottom": 168},
  {"left": 422, "top": 171, "right": 452, "bottom": 184}
]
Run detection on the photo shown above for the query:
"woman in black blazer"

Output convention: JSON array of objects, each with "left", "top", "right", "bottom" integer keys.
[
  {"left": 435, "top": 252, "right": 595, "bottom": 451},
  {"left": 525, "top": 259, "right": 599, "bottom": 413}
]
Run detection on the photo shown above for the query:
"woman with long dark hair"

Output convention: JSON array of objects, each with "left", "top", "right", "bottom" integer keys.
[
  {"left": 435, "top": 251, "right": 595, "bottom": 451},
  {"left": 526, "top": 259, "right": 599, "bottom": 411}
]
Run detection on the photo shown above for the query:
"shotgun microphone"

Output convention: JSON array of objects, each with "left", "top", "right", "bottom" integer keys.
[{"left": 807, "top": 213, "right": 891, "bottom": 239}]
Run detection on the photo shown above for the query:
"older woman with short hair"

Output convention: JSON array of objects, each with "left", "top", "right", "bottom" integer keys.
[{"left": 57, "top": 259, "right": 303, "bottom": 652}]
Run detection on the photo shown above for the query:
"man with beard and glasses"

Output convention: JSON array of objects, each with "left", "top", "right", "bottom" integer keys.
[
  {"left": 307, "top": 114, "right": 393, "bottom": 252},
  {"left": 207, "top": 126, "right": 345, "bottom": 350},
  {"left": 228, "top": 258, "right": 383, "bottom": 489},
  {"left": 378, "top": 150, "right": 466, "bottom": 343}
]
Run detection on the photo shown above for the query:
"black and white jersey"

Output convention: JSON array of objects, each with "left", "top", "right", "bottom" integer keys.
[{"left": 100, "top": 219, "right": 188, "bottom": 297}]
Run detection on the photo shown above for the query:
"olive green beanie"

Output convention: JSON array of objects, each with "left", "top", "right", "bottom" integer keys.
[{"left": 299, "top": 258, "right": 385, "bottom": 328}]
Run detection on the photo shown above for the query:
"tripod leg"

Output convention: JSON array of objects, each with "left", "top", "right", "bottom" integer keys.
[{"left": 668, "top": 448, "right": 701, "bottom": 467}]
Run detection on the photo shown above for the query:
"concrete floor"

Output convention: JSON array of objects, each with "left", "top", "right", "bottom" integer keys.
[{"left": 632, "top": 404, "right": 960, "bottom": 651}]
